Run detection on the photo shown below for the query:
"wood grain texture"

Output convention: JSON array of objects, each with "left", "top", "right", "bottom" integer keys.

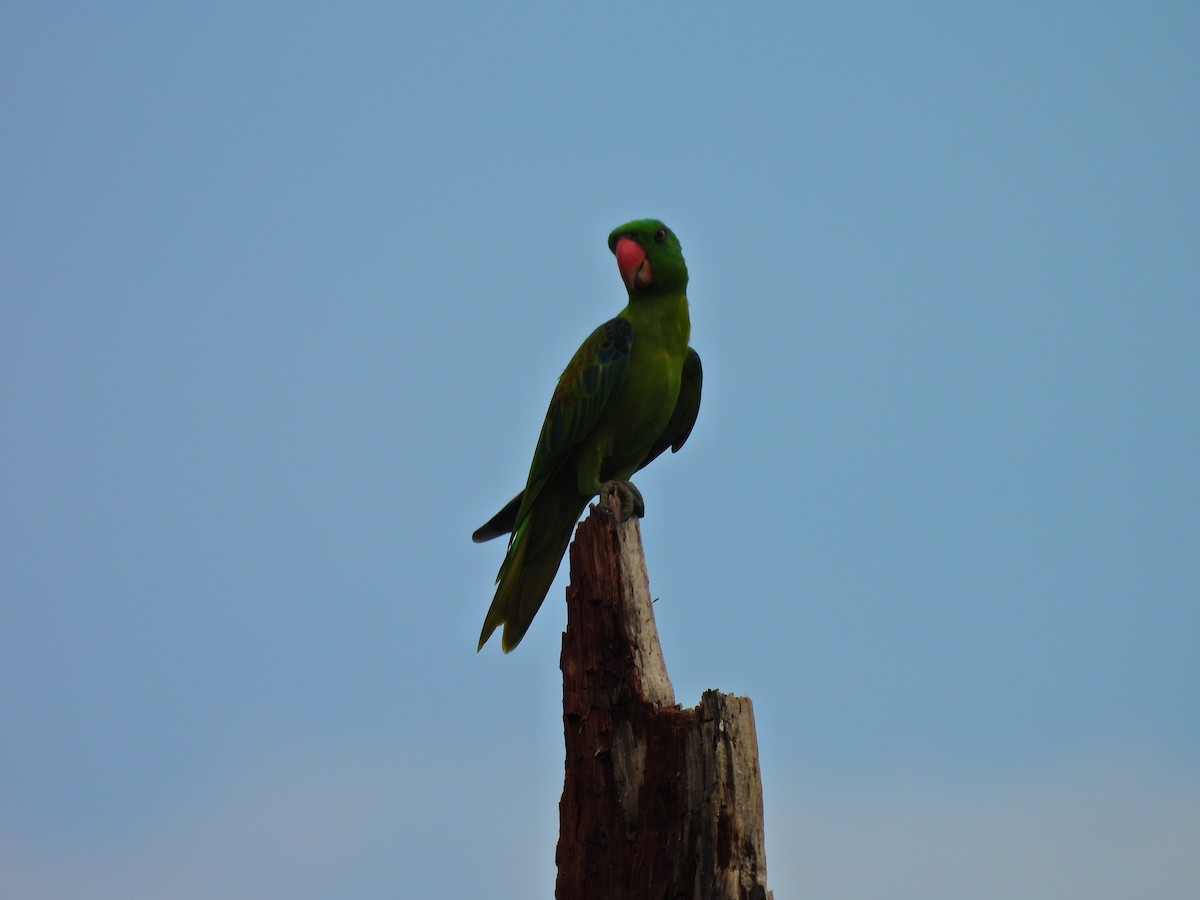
[{"left": 556, "top": 501, "right": 773, "bottom": 900}]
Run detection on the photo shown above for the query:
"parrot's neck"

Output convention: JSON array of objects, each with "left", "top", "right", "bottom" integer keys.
[{"left": 621, "top": 291, "right": 690, "bottom": 356}]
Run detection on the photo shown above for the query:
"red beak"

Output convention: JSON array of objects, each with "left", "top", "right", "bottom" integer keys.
[{"left": 615, "top": 236, "right": 652, "bottom": 291}]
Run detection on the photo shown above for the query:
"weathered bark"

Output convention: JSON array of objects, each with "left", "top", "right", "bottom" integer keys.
[{"left": 556, "top": 501, "right": 773, "bottom": 900}]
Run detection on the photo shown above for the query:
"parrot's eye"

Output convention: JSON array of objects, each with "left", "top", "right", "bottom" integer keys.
[{"left": 653, "top": 228, "right": 668, "bottom": 245}]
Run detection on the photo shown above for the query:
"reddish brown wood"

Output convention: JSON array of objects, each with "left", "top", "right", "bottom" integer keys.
[{"left": 556, "top": 501, "right": 773, "bottom": 900}]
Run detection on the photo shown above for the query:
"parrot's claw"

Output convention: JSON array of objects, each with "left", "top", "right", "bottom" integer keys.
[{"left": 598, "top": 480, "right": 645, "bottom": 523}]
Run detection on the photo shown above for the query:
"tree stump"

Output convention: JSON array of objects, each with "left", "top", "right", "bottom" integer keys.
[{"left": 556, "top": 500, "right": 773, "bottom": 900}]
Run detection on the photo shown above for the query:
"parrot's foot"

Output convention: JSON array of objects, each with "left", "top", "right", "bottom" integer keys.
[{"left": 598, "top": 480, "right": 645, "bottom": 523}]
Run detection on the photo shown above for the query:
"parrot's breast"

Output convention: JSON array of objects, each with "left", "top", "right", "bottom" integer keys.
[{"left": 597, "top": 348, "right": 683, "bottom": 480}]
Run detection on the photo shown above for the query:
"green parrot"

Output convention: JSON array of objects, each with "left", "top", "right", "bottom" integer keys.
[{"left": 474, "top": 219, "right": 702, "bottom": 652}]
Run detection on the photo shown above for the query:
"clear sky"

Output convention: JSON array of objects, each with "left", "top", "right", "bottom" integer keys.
[{"left": 3, "top": 4, "right": 1198, "bottom": 898}]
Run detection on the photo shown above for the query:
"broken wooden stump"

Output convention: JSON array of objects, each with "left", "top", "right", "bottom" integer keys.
[{"left": 556, "top": 500, "right": 773, "bottom": 900}]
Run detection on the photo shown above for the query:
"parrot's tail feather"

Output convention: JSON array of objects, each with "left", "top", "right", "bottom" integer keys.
[
  {"left": 477, "top": 494, "right": 587, "bottom": 652},
  {"left": 503, "top": 547, "right": 568, "bottom": 652},
  {"left": 477, "top": 528, "right": 528, "bottom": 650},
  {"left": 472, "top": 491, "right": 524, "bottom": 543}
]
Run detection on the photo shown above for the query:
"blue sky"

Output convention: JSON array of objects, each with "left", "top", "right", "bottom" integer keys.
[{"left": 3, "top": 4, "right": 1198, "bottom": 897}]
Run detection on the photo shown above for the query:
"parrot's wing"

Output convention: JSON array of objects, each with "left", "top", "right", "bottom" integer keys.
[
  {"left": 514, "top": 316, "right": 633, "bottom": 525},
  {"left": 471, "top": 319, "right": 631, "bottom": 544},
  {"left": 638, "top": 347, "right": 702, "bottom": 470}
]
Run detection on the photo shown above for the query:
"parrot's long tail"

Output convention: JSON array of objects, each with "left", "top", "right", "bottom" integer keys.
[{"left": 477, "top": 493, "right": 588, "bottom": 652}]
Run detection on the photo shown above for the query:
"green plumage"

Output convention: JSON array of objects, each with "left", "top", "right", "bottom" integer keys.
[{"left": 475, "top": 219, "right": 702, "bottom": 652}]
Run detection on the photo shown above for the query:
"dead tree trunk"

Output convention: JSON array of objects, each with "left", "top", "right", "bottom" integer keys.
[{"left": 556, "top": 501, "right": 773, "bottom": 900}]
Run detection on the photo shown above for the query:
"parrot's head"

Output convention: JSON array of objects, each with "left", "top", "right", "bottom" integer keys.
[{"left": 607, "top": 219, "right": 688, "bottom": 297}]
